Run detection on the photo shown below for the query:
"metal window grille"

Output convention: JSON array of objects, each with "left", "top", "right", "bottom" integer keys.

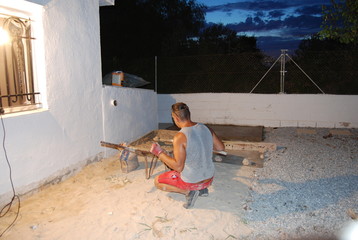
[{"left": 0, "top": 16, "right": 40, "bottom": 114}]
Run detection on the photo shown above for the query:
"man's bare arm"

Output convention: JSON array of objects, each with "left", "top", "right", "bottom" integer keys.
[
  {"left": 212, "top": 131, "right": 225, "bottom": 151},
  {"left": 207, "top": 126, "right": 225, "bottom": 151},
  {"left": 158, "top": 132, "right": 187, "bottom": 172}
]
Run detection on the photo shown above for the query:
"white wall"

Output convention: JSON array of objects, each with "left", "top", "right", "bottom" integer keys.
[
  {"left": 101, "top": 86, "right": 158, "bottom": 157},
  {"left": 158, "top": 93, "right": 358, "bottom": 128},
  {"left": 0, "top": 0, "right": 103, "bottom": 199},
  {"left": 0, "top": 0, "right": 157, "bottom": 202}
]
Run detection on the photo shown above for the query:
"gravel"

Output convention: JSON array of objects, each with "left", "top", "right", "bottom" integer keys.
[{"left": 244, "top": 127, "right": 358, "bottom": 240}]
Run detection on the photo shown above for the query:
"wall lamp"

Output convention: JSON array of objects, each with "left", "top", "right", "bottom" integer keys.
[{"left": 0, "top": 27, "right": 9, "bottom": 45}]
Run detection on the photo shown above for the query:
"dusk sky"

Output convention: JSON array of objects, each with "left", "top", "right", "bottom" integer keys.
[{"left": 196, "top": 0, "right": 331, "bottom": 56}]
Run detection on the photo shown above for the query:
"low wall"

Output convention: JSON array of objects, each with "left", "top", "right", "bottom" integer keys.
[
  {"left": 158, "top": 93, "right": 358, "bottom": 128},
  {"left": 101, "top": 86, "right": 158, "bottom": 157},
  {"left": 0, "top": 0, "right": 105, "bottom": 202},
  {"left": 0, "top": 0, "right": 157, "bottom": 202}
]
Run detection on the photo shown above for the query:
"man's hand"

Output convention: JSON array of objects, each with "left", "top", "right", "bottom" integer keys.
[{"left": 150, "top": 142, "right": 164, "bottom": 157}]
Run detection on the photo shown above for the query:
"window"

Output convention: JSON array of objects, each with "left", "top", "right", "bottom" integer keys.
[{"left": 0, "top": 14, "right": 41, "bottom": 115}]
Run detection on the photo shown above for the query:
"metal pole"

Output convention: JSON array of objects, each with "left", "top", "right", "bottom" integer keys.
[
  {"left": 280, "top": 49, "right": 287, "bottom": 93},
  {"left": 154, "top": 56, "right": 157, "bottom": 93}
]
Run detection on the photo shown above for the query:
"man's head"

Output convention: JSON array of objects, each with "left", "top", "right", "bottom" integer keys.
[{"left": 171, "top": 102, "right": 191, "bottom": 122}]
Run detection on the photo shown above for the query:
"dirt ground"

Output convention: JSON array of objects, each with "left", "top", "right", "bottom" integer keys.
[{"left": 1, "top": 155, "right": 255, "bottom": 240}]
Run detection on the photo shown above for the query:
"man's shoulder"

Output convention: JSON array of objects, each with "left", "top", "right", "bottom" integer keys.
[
  {"left": 174, "top": 131, "right": 186, "bottom": 139},
  {"left": 173, "top": 131, "right": 187, "bottom": 146}
]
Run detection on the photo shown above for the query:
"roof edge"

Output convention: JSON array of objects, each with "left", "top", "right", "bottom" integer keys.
[{"left": 99, "top": 0, "right": 114, "bottom": 7}]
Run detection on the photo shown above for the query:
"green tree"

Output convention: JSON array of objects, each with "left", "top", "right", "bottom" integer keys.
[
  {"left": 291, "top": 35, "right": 358, "bottom": 94},
  {"left": 198, "top": 24, "right": 259, "bottom": 54},
  {"left": 100, "top": 0, "right": 206, "bottom": 74},
  {"left": 319, "top": 0, "right": 358, "bottom": 44},
  {"left": 157, "top": 24, "right": 265, "bottom": 93},
  {"left": 177, "top": 23, "right": 260, "bottom": 55}
]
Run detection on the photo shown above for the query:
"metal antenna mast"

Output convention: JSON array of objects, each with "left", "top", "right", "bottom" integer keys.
[
  {"left": 250, "top": 49, "right": 325, "bottom": 94},
  {"left": 280, "top": 49, "right": 287, "bottom": 93}
]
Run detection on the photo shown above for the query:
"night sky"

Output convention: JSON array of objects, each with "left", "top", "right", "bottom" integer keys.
[{"left": 196, "top": 0, "right": 331, "bottom": 56}]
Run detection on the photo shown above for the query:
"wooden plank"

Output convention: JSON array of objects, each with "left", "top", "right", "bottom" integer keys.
[
  {"left": 128, "top": 129, "right": 274, "bottom": 169},
  {"left": 224, "top": 141, "right": 276, "bottom": 153},
  {"left": 207, "top": 124, "right": 264, "bottom": 142},
  {"left": 213, "top": 149, "right": 264, "bottom": 168},
  {"left": 161, "top": 124, "right": 264, "bottom": 142}
]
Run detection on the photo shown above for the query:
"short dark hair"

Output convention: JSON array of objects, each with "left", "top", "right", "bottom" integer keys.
[{"left": 171, "top": 102, "right": 190, "bottom": 120}]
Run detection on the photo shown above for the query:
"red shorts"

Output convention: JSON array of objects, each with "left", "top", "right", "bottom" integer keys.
[{"left": 157, "top": 170, "right": 213, "bottom": 191}]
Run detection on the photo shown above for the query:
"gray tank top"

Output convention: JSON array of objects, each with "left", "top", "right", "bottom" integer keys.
[{"left": 180, "top": 123, "right": 215, "bottom": 183}]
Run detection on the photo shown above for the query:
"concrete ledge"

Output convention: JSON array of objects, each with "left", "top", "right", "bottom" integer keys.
[
  {"left": 158, "top": 94, "right": 358, "bottom": 128},
  {"left": 224, "top": 141, "right": 277, "bottom": 153},
  {"left": 280, "top": 121, "right": 298, "bottom": 127},
  {"left": 316, "top": 122, "right": 336, "bottom": 128},
  {"left": 298, "top": 121, "right": 317, "bottom": 128}
]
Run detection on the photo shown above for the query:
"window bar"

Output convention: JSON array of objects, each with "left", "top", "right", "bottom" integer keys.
[
  {"left": 0, "top": 93, "right": 40, "bottom": 100},
  {"left": 3, "top": 44, "right": 12, "bottom": 107},
  {"left": 11, "top": 47, "right": 20, "bottom": 104},
  {"left": 1, "top": 16, "right": 38, "bottom": 111},
  {"left": 25, "top": 23, "right": 35, "bottom": 103}
]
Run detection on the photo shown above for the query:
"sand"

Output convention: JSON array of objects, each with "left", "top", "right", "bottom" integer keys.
[
  {"left": 0, "top": 155, "right": 253, "bottom": 240},
  {"left": 1, "top": 127, "right": 357, "bottom": 239}
]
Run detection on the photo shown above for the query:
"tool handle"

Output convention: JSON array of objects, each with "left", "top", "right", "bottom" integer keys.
[
  {"left": 100, "top": 141, "right": 151, "bottom": 155},
  {"left": 213, "top": 150, "right": 227, "bottom": 156},
  {"left": 100, "top": 141, "right": 127, "bottom": 150}
]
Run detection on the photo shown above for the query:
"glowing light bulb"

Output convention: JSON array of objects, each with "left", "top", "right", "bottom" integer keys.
[{"left": 0, "top": 28, "right": 10, "bottom": 45}]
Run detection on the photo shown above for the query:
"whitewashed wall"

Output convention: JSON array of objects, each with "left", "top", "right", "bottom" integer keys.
[
  {"left": 0, "top": 0, "right": 157, "bottom": 202},
  {"left": 101, "top": 86, "right": 158, "bottom": 157},
  {"left": 158, "top": 94, "right": 358, "bottom": 128},
  {"left": 0, "top": 0, "right": 101, "bottom": 199}
]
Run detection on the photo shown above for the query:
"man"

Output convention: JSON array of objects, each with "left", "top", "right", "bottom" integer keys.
[{"left": 150, "top": 102, "right": 225, "bottom": 209}]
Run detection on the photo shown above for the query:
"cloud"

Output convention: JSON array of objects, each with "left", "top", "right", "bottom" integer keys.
[
  {"left": 257, "top": 36, "right": 302, "bottom": 56},
  {"left": 205, "top": 0, "right": 328, "bottom": 13},
  {"left": 226, "top": 14, "right": 322, "bottom": 37},
  {"left": 204, "top": 0, "right": 327, "bottom": 34},
  {"left": 201, "top": 0, "right": 330, "bottom": 55},
  {"left": 255, "top": 11, "right": 265, "bottom": 18},
  {"left": 284, "top": 15, "right": 322, "bottom": 30},
  {"left": 206, "top": 1, "right": 289, "bottom": 13},
  {"left": 295, "top": 5, "right": 323, "bottom": 15},
  {"left": 268, "top": 10, "right": 285, "bottom": 19}
]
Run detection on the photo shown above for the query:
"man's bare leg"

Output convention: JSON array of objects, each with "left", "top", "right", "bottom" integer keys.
[
  {"left": 154, "top": 175, "right": 189, "bottom": 195},
  {"left": 154, "top": 176, "right": 199, "bottom": 209}
]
